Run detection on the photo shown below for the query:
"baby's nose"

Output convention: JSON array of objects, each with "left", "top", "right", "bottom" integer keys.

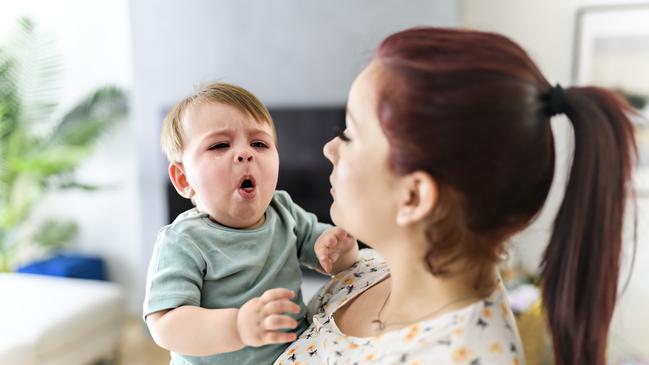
[{"left": 235, "top": 150, "right": 253, "bottom": 163}]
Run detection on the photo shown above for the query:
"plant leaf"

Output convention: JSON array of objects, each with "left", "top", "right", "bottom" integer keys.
[
  {"left": 4, "top": 17, "right": 62, "bottom": 130},
  {"left": 50, "top": 85, "right": 127, "bottom": 147},
  {"left": 34, "top": 219, "right": 78, "bottom": 249},
  {"left": 9, "top": 145, "right": 91, "bottom": 176}
]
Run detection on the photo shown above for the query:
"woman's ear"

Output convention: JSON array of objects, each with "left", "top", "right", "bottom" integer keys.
[
  {"left": 396, "top": 171, "right": 437, "bottom": 226},
  {"left": 169, "top": 162, "right": 195, "bottom": 199}
]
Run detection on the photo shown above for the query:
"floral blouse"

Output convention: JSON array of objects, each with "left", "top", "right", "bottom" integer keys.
[{"left": 274, "top": 249, "right": 525, "bottom": 365}]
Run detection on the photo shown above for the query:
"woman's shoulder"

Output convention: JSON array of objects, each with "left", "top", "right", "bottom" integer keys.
[
  {"left": 406, "top": 285, "right": 525, "bottom": 364},
  {"left": 327, "top": 248, "right": 388, "bottom": 291},
  {"left": 307, "top": 248, "right": 388, "bottom": 317}
]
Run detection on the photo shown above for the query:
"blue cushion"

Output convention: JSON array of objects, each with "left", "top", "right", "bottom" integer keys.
[{"left": 17, "top": 254, "right": 107, "bottom": 281}]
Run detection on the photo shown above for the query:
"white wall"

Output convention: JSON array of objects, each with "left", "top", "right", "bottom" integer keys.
[
  {"left": 2, "top": 0, "right": 458, "bottom": 316},
  {"left": 461, "top": 0, "right": 649, "bottom": 360},
  {"left": 0, "top": 1, "right": 140, "bottom": 309},
  {"left": 129, "top": 0, "right": 459, "bottom": 313}
]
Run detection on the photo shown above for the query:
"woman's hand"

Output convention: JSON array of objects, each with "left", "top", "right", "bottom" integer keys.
[
  {"left": 236, "top": 288, "right": 301, "bottom": 347},
  {"left": 315, "top": 227, "right": 359, "bottom": 274}
]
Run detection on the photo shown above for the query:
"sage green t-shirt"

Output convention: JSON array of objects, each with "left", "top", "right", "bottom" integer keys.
[{"left": 143, "top": 190, "right": 330, "bottom": 365}]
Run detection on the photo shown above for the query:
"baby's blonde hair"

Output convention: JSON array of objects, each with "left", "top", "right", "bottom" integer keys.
[{"left": 161, "top": 82, "right": 275, "bottom": 162}]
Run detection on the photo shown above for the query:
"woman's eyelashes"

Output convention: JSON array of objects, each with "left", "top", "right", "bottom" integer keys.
[{"left": 334, "top": 126, "right": 351, "bottom": 142}]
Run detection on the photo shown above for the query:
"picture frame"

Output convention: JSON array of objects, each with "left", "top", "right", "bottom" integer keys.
[{"left": 572, "top": 3, "right": 649, "bottom": 195}]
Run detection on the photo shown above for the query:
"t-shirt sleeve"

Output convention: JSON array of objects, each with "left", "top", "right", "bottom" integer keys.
[
  {"left": 275, "top": 191, "right": 331, "bottom": 270},
  {"left": 142, "top": 228, "right": 206, "bottom": 320}
]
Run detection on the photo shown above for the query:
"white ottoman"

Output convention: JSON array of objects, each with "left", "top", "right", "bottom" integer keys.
[{"left": 0, "top": 273, "right": 126, "bottom": 365}]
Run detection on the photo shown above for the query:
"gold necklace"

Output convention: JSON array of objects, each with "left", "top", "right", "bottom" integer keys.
[{"left": 370, "top": 286, "right": 495, "bottom": 332}]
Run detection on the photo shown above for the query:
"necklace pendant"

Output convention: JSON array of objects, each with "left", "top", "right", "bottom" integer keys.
[{"left": 370, "top": 319, "right": 385, "bottom": 331}]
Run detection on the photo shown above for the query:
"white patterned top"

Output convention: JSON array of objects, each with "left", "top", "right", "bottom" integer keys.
[{"left": 274, "top": 249, "right": 525, "bottom": 365}]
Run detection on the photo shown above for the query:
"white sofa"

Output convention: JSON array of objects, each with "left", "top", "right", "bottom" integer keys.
[{"left": 0, "top": 273, "right": 126, "bottom": 365}]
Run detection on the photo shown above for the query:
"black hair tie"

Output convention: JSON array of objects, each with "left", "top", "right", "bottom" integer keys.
[{"left": 546, "top": 84, "right": 566, "bottom": 117}]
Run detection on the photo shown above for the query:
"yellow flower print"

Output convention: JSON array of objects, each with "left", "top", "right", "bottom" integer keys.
[
  {"left": 513, "top": 356, "right": 521, "bottom": 365},
  {"left": 452, "top": 347, "right": 471, "bottom": 362},
  {"left": 365, "top": 353, "right": 377, "bottom": 361},
  {"left": 409, "top": 361, "right": 422, "bottom": 365},
  {"left": 500, "top": 302, "right": 509, "bottom": 316},
  {"left": 404, "top": 330, "right": 418, "bottom": 342},
  {"left": 489, "top": 342, "right": 502, "bottom": 353},
  {"left": 342, "top": 276, "right": 354, "bottom": 285},
  {"left": 454, "top": 327, "right": 464, "bottom": 336},
  {"left": 483, "top": 307, "right": 493, "bottom": 319},
  {"left": 286, "top": 348, "right": 297, "bottom": 356},
  {"left": 403, "top": 323, "right": 420, "bottom": 342},
  {"left": 348, "top": 343, "right": 359, "bottom": 350}
]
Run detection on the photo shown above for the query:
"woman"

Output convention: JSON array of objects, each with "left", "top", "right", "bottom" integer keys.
[{"left": 275, "top": 27, "right": 637, "bottom": 365}]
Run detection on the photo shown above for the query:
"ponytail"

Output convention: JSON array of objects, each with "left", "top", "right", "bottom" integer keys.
[{"left": 540, "top": 87, "right": 637, "bottom": 365}]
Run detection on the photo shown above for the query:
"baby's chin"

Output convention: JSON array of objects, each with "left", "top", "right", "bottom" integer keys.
[
  {"left": 207, "top": 206, "right": 266, "bottom": 230},
  {"left": 238, "top": 213, "right": 266, "bottom": 229}
]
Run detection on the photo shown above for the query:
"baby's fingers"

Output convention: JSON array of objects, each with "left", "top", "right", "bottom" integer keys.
[
  {"left": 320, "top": 257, "right": 333, "bottom": 273},
  {"left": 262, "top": 331, "right": 297, "bottom": 345},
  {"left": 260, "top": 288, "right": 295, "bottom": 303},
  {"left": 262, "top": 299, "right": 301, "bottom": 316},
  {"left": 333, "top": 227, "right": 350, "bottom": 241},
  {"left": 263, "top": 314, "right": 298, "bottom": 331}
]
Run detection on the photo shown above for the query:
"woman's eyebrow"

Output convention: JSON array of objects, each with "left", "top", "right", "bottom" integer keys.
[{"left": 345, "top": 107, "right": 358, "bottom": 128}]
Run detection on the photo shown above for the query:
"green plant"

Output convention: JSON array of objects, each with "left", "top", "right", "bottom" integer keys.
[{"left": 0, "top": 18, "right": 128, "bottom": 271}]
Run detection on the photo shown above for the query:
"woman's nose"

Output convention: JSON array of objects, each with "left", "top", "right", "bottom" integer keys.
[{"left": 323, "top": 138, "right": 337, "bottom": 163}]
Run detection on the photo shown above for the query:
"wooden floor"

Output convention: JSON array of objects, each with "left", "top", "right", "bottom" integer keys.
[{"left": 118, "top": 317, "right": 169, "bottom": 365}]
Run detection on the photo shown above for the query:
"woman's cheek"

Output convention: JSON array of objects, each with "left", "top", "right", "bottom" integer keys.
[{"left": 335, "top": 161, "right": 353, "bottom": 186}]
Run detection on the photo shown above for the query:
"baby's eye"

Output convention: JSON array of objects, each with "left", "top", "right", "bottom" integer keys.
[
  {"left": 208, "top": 142, "right": 229, "bottom": 150},
  {"left": 251, "top": 141, "right": 268, "bottom": 148}
]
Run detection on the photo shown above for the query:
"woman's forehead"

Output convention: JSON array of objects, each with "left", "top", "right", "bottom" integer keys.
[{"left": 347, "top": 61, "right": 380, "bottom": 126}]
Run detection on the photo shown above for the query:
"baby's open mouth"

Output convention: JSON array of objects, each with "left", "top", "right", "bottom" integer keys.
[{"left": 239, "top": 176, "right": 256, "bottom": 192}]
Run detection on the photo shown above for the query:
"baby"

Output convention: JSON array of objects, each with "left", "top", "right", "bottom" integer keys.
[{"left": 143, "top": 82, "right": 358, "bottom": 365}]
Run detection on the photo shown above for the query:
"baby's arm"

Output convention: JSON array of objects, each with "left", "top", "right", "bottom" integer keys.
[
  {"left": 146, "top": 288, "right": 300, "bottom": 356},
  {"left": 315, "top": 227, "right": 359, "bottom": 275},
  {"left": 147, "top": 306, "right": 242, "bottom": 355}
]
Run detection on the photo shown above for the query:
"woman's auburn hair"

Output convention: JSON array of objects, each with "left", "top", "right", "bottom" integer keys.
[{"left": 375, "top": 27, "right": 638, "bottom": 365}]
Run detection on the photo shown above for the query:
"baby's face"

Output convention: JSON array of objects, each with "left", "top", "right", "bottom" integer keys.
[{"left": 179, "top": 101, "right": 279, "bottom": 228}]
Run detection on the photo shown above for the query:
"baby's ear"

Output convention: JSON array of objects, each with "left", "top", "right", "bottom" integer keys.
[{"left": 169, "top": 162, "right": 195, "bottom": 199}]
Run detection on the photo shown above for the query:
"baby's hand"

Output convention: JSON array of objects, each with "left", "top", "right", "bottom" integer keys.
[
  {"left": 237, "top": 288, "right": 300, "bottom": 347},
  {"left": 315, "top": 227, "right": 358, "bottom": 274}
]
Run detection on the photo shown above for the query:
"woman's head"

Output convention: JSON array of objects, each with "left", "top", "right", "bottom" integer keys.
[
  {"left": 327, "top": 28, "right": 556, "bottom": 272},
  {"left": 325, "top": 27, "right": 637, "bottom": 365},
  {"left": 375, "top": 28, "right": 561, "bottom": 271}
]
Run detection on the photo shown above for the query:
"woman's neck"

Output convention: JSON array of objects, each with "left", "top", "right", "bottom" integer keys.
[{"left": 375, "top": 236, "right": 498, "bottom": 326}]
